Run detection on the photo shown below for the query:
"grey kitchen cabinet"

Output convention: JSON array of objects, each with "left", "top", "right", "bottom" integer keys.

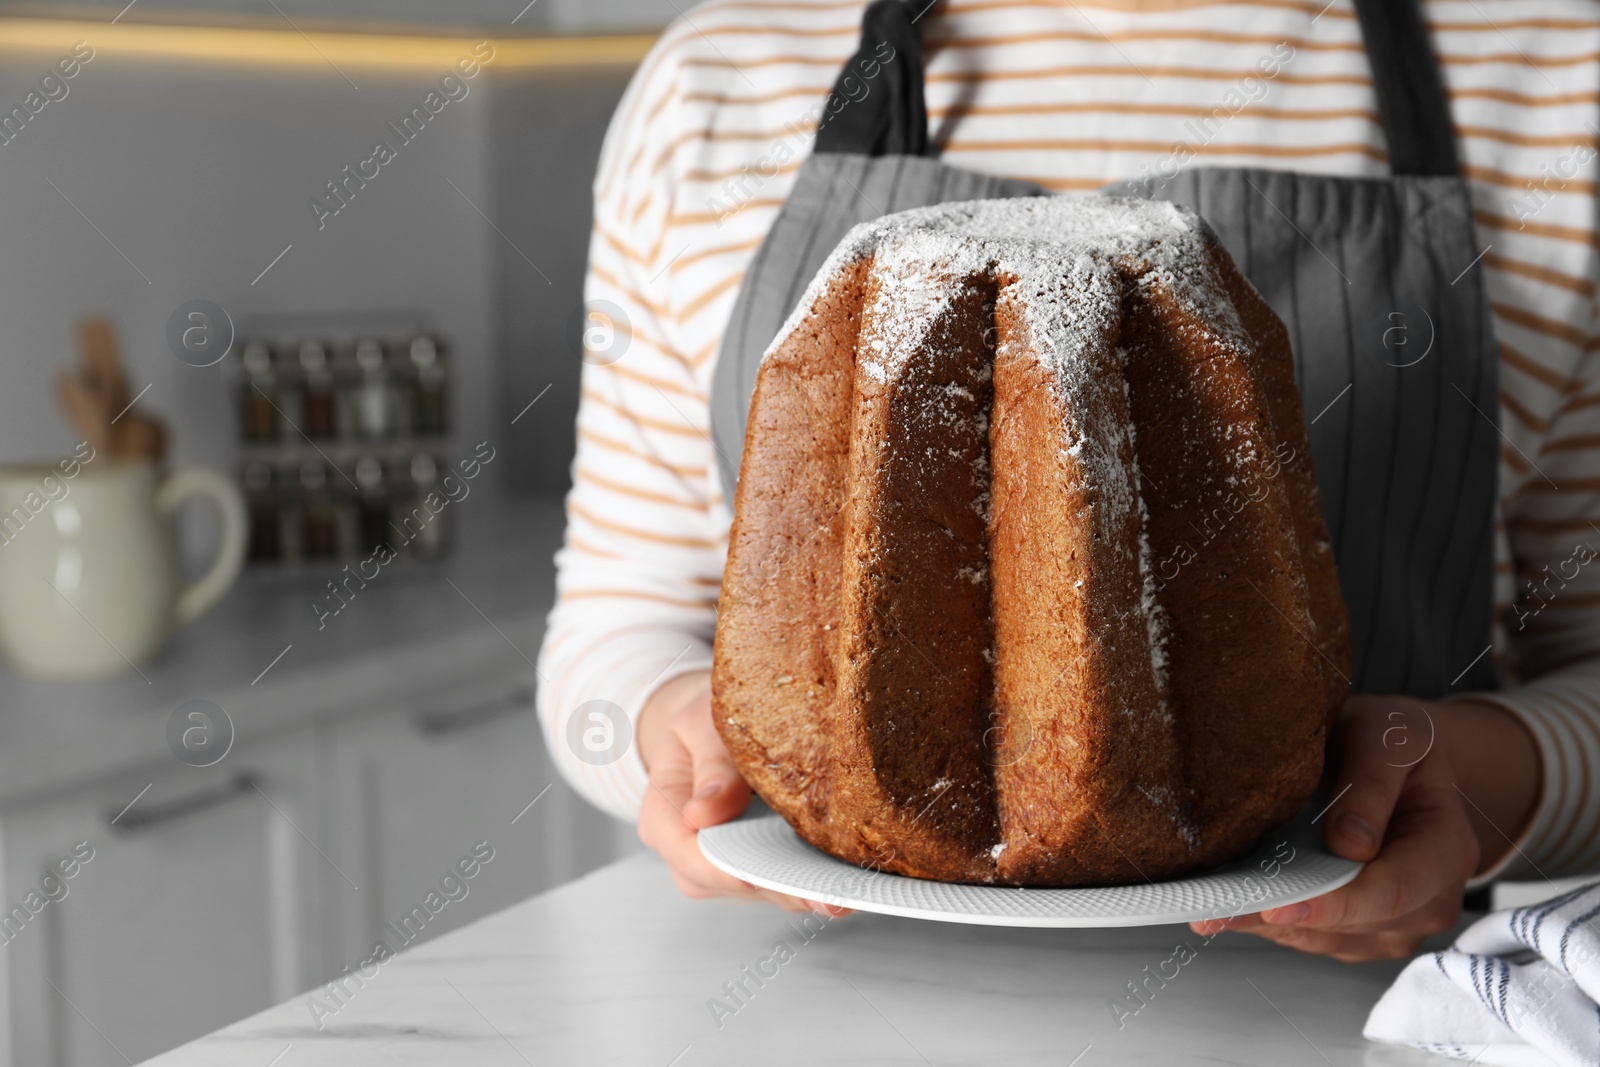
[
  {"left": 0, "top": 496, "right": 597, "bottom": 1064},
  {"left": 319, "top": 666, "right": 631, "bottom": 974},
  {"left": 0, "top": 724, "right": 328, "bottom": 1067},
  {"left": 0, "top": 665, "right": 633, "bottom": 1066}
]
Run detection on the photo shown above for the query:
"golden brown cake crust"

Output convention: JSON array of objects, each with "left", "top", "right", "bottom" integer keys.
[{"left": 713, "top": 197, "right": 1349, "bottom": 886}]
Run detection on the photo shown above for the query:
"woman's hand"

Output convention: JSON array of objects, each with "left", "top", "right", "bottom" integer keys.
[
  {"left": 1191, "top": 694, "right": 1540, "bottom": 962},
  {"left": 636, "top": 670, "right": 847, "bottom": 916}
]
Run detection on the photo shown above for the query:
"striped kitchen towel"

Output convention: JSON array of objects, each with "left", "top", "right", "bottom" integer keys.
[{"left": 1364, "top": 883, "right": 1600, "bottom": 1066}]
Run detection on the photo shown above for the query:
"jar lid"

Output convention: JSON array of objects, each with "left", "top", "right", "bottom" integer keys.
[
  {"left": 409, "top": 335, "right": 438, "bottom": 367},
  {"left": 356, "top": 338, "right": 385, "bottom": 372},
  {"left": 242, "top": 341, "right": 272, "bottom": 376}
]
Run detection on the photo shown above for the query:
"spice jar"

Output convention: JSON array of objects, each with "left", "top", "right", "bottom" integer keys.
[
  {"left": 355, "top": 455, "right": 391, "bottom": 557},
  {"left": 299, "top": 460, "right": 337, "bottom": 558},
  {"left": 409, "top": 335, "right": 447, "bottom": 436},
  {"left": 241, "top": 342, "right": 279, "bottom": 442},
  {"left": 299, "top": 341, "right": 336, "bottom": 439},
  {"left": 243, "top": 461, "right": 279, "bottom": 560},
  {"left": 392, "top": 453, "right": 446, "bottom": 559},
  {"left": 353, "top": 338, "right": 392, "bottom": 440}
]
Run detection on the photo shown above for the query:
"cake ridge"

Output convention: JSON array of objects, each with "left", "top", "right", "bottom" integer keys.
[{"left": 1121, "top": 355, "right": 1174, "bottom": 707}]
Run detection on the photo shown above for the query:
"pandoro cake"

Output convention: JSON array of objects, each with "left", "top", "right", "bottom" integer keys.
[{"left": 712, "top": 196, "right": 1349, "bottom": 887}]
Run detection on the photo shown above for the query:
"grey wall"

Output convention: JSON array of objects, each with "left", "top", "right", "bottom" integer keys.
[
  {"left": 0, "top": 32, "right": 636, "bottom": 496},
  {"left": 490, "top": 68, "right": 629, "bottom": 493},
  {"left": 0, "top": 47, "right": 490, "bottom": 473}
]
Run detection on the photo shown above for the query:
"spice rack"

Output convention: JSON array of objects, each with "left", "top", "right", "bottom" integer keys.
[{"left": 228, "top": 325, "right": 455, "bottom": 564}]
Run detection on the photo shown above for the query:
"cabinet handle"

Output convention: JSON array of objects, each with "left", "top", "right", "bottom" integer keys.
[
  {"left": 413, "top": 684, "right": 536, "bottom": 737},
  {"left": 107, "top": 772, "right": 261, "bottom": 834}
]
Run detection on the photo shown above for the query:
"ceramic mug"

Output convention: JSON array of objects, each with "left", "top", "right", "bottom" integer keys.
[{"left": 0, "top": 457, "right": 247, "bottom": 679}]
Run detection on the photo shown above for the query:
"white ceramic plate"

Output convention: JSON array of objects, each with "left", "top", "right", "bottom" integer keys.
[{"left": 699, "top": 804, "right": 1360, "bottom": 928}]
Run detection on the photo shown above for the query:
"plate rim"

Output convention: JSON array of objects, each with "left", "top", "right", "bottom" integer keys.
[{"left": 699, "top": 811, "right": 1362, "bottom": 928}]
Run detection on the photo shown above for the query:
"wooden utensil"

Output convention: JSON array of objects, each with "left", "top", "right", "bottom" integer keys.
[
  {"left": 55, "top": 372, "right": 111, "bottom": 455},
  {"left": 114, "top": 413, "right": 166, "bottom": 460},
  {"left": 78, "top": 317, "right": 128, "bottom": 418},
  {"left": 54, "top": 317, "right": 169, "bottom": 462}
]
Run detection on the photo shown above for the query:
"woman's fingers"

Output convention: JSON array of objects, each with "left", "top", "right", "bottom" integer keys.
[
  {"left": 1265, "top": 747, "right": 1475, "bottom": 930},
  {"left": 1270, "top": 807, "right": 1473, "bottom": 931},
  {"left": 1193, "top": 697, "right": 1483, "bottom": 964},
  {"left": 1252, "top": 884, "right": 1463, "bottom": 939},
  {"left": 1254, "top": 697, "right": 1442, "bottom": 925},
  {"left": 638, "top": 727, "right": 750, "bottom": 892},
  {"left": 1318, "top": 696, "right": 1425, "bottom": 862},
  {"left": 648, "top": 783, "right": 763, "bottom": 894},
  {"left": 1238, "top": 922, "right": 1429, "bottom": 962},
  {"left": 1234, "top": 890, "right": 1462, "bottom": 961},
  {"left": 638, "top": 704, "right": 838, "bottom": 914},
  {"left": 1189, "top": 914, "right": 1265, "bottom": 936},
  {"left": 681, "top": 703, "right": 753, "bottom": 829},
  {"left": 668, "top": 816, "right": 824, "bottom": 912},
  {"left": 641, "top": 714, "right": 696, "bottom": 808}
]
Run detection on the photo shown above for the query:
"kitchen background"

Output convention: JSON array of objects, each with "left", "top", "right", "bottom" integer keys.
[{"left": 0, "top": 2, "right": 672, "bottom": 1062}]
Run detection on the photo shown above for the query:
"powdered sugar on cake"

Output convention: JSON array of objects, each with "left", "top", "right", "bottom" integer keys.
[
  {"left": 766, "top": 195, "right": 1254, "bottom": 539},
  {"left": 768, "top": 195, "right": 1253, "bottom": 386},
  {"left": 766, "top": 196, "right": 1231, "bottom": 735}
]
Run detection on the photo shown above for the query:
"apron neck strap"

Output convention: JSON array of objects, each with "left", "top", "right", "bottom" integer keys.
[
  {"left": 815, "top": 0, "right": 1458, "bottom": 176},
  {"left": 1351, "top": 0, "right": 1460, "bottom": 177},
  {"left": 813, "top": 0, "right": 933, "bottom": 157}
]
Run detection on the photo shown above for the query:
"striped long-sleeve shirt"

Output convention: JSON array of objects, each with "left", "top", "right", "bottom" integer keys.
[{"left": 535, "top": 0, "right": 1600, "bottom": 882}]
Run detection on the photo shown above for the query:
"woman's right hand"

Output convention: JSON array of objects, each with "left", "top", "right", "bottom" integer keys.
[{"left": 636, "top": 670, "right": 847, "bottom": 916}]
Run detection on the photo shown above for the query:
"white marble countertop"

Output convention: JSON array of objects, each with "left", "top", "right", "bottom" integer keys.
[
  {"left": 0, "top": 492, "right": 567, "bottom": 807},
  {"left": 141, "top": 848, "right": 1452, "bottom": 1067}
]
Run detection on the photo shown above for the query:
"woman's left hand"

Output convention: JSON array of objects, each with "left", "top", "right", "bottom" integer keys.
[{"left": 1190, "top": 694, "right": 1537, "bottom": 963}]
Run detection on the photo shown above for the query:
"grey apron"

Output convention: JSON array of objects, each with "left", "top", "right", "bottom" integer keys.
[{"left": 709, "top": 0, "right": 1499, "bottom": 699}]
